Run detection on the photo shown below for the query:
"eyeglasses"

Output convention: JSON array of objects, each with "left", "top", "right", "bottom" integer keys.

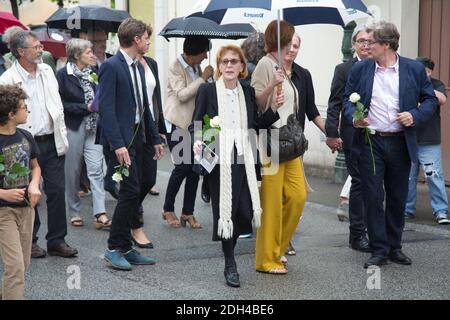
[
  {"left": 220, "top": 59, "right": 241, "bottom": 66},
  {"left": 355, "top": 39, "right": 379, "bottom": 46},
  {"left": 23, "top": 44, "right": 44, "bottom": 51}
]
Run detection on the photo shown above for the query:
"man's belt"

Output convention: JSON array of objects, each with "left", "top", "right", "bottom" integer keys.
[{"left": 375, "top": 131, "right": 404, "bottom": 137}]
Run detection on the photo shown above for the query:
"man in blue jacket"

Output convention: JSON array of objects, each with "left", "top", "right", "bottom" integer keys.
[
  {"left": 98, "top": 18, "right": 163, "bottom": 270},
  {"left": 343, "top": 22, "right": 438, "bottom": 269}
]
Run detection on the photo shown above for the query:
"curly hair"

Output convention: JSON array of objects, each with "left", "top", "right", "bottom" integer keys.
[
  {"left": 241, "top": 32, "right": 265, "bottom": 65},
  {"left": 0, "top": 85, "right": 28, "bottom": 125}
]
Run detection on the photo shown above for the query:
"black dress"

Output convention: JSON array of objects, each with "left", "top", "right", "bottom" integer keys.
[{"left": 190, "top": 81, "right": 279, "bottom": 241}]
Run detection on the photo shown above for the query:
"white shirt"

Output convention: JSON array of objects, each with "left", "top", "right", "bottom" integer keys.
[
  {"left": 16, "top": 62, "right": 53, "bottom": 136},
  {"left": 369, "top": 55, "right": 402, "bottom": 132},
  {"left": 144, "top": 63, "right": 156, "bottom": 121},
  {"left": 225, "top": 87, "right": 244, "bottom": 156},
  {"left": 120, "top": 49, "right": 144, "bottom": 124}
]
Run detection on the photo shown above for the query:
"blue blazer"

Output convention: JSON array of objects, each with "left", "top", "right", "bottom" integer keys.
[
  {"left": 343, "top": 56, "right": 438, "bottom": 163},
  {"left": 98, "top": 51, "right": 161, "bottom": 151},
  {"left": 56, "top": 64, "right": 94, "bottom": 131}
]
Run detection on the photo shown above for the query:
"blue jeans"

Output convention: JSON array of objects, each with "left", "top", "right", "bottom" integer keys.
[{"left": 405, "top": 144, "right": 449, "bottom": 217}]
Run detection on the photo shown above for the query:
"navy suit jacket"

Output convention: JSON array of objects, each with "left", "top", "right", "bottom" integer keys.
[
  {"left": 98, "top": 51, "right": 161, "bottom": 151},
  {"left": 343, "top": 56, "right": 438, "bottom": 163}
]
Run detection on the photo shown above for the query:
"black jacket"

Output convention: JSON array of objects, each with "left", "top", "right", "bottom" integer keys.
[
  {"left": 56, "top": 64, "right": 95, "bottom": 131},
  {"left": 325, "top": 57, "right": 357, "bottom": 149},
  {"left": 290, "top": 62, "right": 320, "bottom": 131}
]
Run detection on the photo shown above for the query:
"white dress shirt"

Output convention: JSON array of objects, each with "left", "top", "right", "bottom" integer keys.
[
  {"left": 144, "top": 63, "right": 156, "bottom": 121},
  {"left": 225, "top": 87, "right": 244, "bottom": 156},
  {"left": 16, "top": 62, "right": 53, "bottom": 136},
  {"left": 369, "top": 55, "right": 403, "bottom": 132},
  {"left": 120, "top": 49, "right": 144, "bottom": 124}
]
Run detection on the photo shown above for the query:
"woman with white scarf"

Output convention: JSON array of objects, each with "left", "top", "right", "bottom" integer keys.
[{"left": 191, "top": 45, "right": 284, "bottom": 288}]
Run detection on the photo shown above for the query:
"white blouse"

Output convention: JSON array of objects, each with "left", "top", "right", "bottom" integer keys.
[{"left": 144, "top": 63, "right": 157, "bottom": 121}]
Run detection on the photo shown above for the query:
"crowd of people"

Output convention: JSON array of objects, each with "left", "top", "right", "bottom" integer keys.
[{"left": 0, "top": 16, "right": 447, "bottom": 299}]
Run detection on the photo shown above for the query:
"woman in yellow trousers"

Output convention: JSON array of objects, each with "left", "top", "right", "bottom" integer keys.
[
  {"left": 252, "top": 22, "right": 325, "bottom": 274},
  {"left": 256, "top": 159, "right": 307, "bottom": 273}
]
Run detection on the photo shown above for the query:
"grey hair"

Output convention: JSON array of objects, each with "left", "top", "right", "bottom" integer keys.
[
  {"left": 352, "top": 24, "right": 368, "bottom": 44},
  {"left": 66, "top": 38, "right": 93, "bottom": 63},
  {"left": 241, "top": 32, "right": 265, "bottom": 65},
  {"left": 9, "top": 30, "right": 39, "bottom": 59},
  {"left": 293, "top": 33, "right": 301, "bottom": 44},
  {"left": 2, "top": 26, "right": 24, "bottom": 45}
]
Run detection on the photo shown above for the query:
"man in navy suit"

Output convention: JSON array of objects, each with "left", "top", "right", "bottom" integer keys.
[
  {"left": 343, "top": 22, "right": 438, "bottom": 269},
  {"left": 98, "top": 18, "right": 164, "bottom": 270}
]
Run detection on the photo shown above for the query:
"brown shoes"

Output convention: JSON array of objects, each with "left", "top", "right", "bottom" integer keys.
[
  {"left": 31, "top": 243, "right": 47, "bottom": 259},
  {"left": 162, "top": 211, "right": 181, "bottom": 228},
  {"left": 47, "top": 242, "right": 78, "bottom": 258},
  {"left": 180, "top": 214, "right": 202, "bottom": 229}
]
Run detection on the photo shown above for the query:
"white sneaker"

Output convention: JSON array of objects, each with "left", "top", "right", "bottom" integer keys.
[{"left": 436, "top": 216, "right": 450, "bottom": 225}]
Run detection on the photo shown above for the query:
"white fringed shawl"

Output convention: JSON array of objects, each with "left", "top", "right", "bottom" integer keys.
[{"left": 216, "top": 77, "right": 262, "bottom": 240}]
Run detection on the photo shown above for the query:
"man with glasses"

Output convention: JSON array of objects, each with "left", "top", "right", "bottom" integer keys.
[
  {"left": 325, "top": 25, "right": 371, "bottom": 253},
  {"left": 89, "top": 28, "right": 113, "bottom": 71},
  {"left": 0, "top": 30, "right": 78, "bottom": 259},
  {"left": 343, "top": 22, "right": 438, "bottom": 268}
]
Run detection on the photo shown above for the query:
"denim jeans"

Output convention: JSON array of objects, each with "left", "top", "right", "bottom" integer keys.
[{"left": 405, "top": 144, "right": 449, "bottom": 217}]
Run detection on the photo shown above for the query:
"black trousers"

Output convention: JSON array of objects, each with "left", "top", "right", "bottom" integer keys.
[
  {"left": 107, "top": 129, "right": 155, "bottom": 252},
  {"left": 32, "top": 136, "right": 67, "bottom": 248},
  {"left": 163, "top": 128, "right": 199, "bottom": 215},
  {"left": 344, "top": 149, "right": 367, "bottom": 242}
]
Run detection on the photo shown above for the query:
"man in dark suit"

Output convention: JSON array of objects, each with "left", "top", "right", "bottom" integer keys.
[
  {"left": 325, "top": 26, "right": 371, "bottom": 252},
  {"left": 343, "top": 22, "right": 438, "bottom": 269},
  {"left": 98, "top": 18, "right": 164, "bottom": 270}
]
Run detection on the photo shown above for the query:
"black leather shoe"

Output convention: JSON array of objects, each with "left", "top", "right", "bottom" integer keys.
[
  {"left": 48, "top": 243, "right": 78, "bottom": 258},
  {"left": 31, "top": 243, "right": 46, "bottom": 259},
  {"left": 350, "top": 237, "right": 372, "bottom": 252},
  {"left": 364, "top": 255, "right": 388, "bottom": 269},
  {"left": 132, "top": 237, "right": 154, "bottom": 249},
  {"left": 224, "top": 262, "right": 240, "bottom": 288},
  {"left": 388, "top": 250, "right": 412, "bottom": 265}
]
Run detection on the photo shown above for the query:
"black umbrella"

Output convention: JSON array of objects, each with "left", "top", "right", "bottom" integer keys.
[
  {"left": 159, "top": 17, "right": 255, "bottom": 40},
  {"left": 45, "top": 5, "right": 130, "bottom": 33}
]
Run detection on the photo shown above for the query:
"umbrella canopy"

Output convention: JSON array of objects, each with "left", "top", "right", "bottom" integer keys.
[
  {"left": 34, "top": 30, "right": 69, "bottom": 58},
  {"left": 0, "top": 11, "right": 28, "bottom": 34},
  {"left": 159, "top": 17, "right": 255, "bottom": 40},
  {"left": 188, "top": 0, "right": 370, "bottom": 27},
  {"left": 45, "top": 5, "right": 130, "bottom": 33}
]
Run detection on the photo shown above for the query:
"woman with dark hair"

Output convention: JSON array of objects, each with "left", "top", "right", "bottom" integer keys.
[
  {"left": 191, "top": 44, "right": 283, "bottom": 287},
  {"left": 162, "top": 36, "right": 214, "bottom": 229}
]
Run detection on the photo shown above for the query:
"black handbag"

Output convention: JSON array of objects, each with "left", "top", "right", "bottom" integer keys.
[{"left": 267, "top": 67, "right": 308, "bottom": 163}]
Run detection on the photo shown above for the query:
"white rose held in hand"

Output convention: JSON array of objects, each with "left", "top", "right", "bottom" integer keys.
[
  {"left": 112, "top": 172, "right": 123, "bottom": 183},
  {"left": 349, "top": 92, "right": 361, "bottom": 103},
  {"left": 210, "top": 116, "right": 221, "bottom": 128}
]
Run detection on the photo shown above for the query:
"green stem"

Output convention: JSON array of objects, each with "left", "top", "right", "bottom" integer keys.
[{"left": 366, "top": 129, "right": 376, "bottom": 176}]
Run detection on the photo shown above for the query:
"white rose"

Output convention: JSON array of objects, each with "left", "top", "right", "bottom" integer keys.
[
  {"left": 112, "top": 172, "right": 123, "bottom": 183},
  {"left": 349, "top": 93, "right": 361, "bottom": 103},
  {"left": 210, "top": 116, "right": 221, "bottom": 128},
  {"left": 368, "top": 128, "right": 376, "bottom": 135}
]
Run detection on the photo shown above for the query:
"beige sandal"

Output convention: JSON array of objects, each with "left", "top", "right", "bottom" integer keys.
[{"left": 70, "top": 217, "right": 84, "bottom": 227}]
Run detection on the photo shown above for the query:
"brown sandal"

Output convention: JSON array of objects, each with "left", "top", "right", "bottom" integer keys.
[
  {"left": 180, "top": 214, "right": 202, "bottom": 229},
  {"left": 162, "top": 211, "right": 181, "bottom": 228},
  {"left": 94, "top": 213, "right": 112, "bottom": 230},
  {"left": 70, "top": 217, "right": 84, "bottom": 227}
]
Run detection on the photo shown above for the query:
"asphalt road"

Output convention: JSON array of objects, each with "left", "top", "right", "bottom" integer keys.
[{"left": 2, "top": 150, "right": 450, "bottom": 300}]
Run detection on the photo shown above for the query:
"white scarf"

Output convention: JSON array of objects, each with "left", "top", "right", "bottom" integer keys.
[{"left": 216, "top": 77, "right": 262, "bottom": 239}]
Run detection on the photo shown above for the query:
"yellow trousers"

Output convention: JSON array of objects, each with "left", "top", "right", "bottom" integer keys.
[{"left": 255, "top": 158, "right": 307, "bottom": 271}]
